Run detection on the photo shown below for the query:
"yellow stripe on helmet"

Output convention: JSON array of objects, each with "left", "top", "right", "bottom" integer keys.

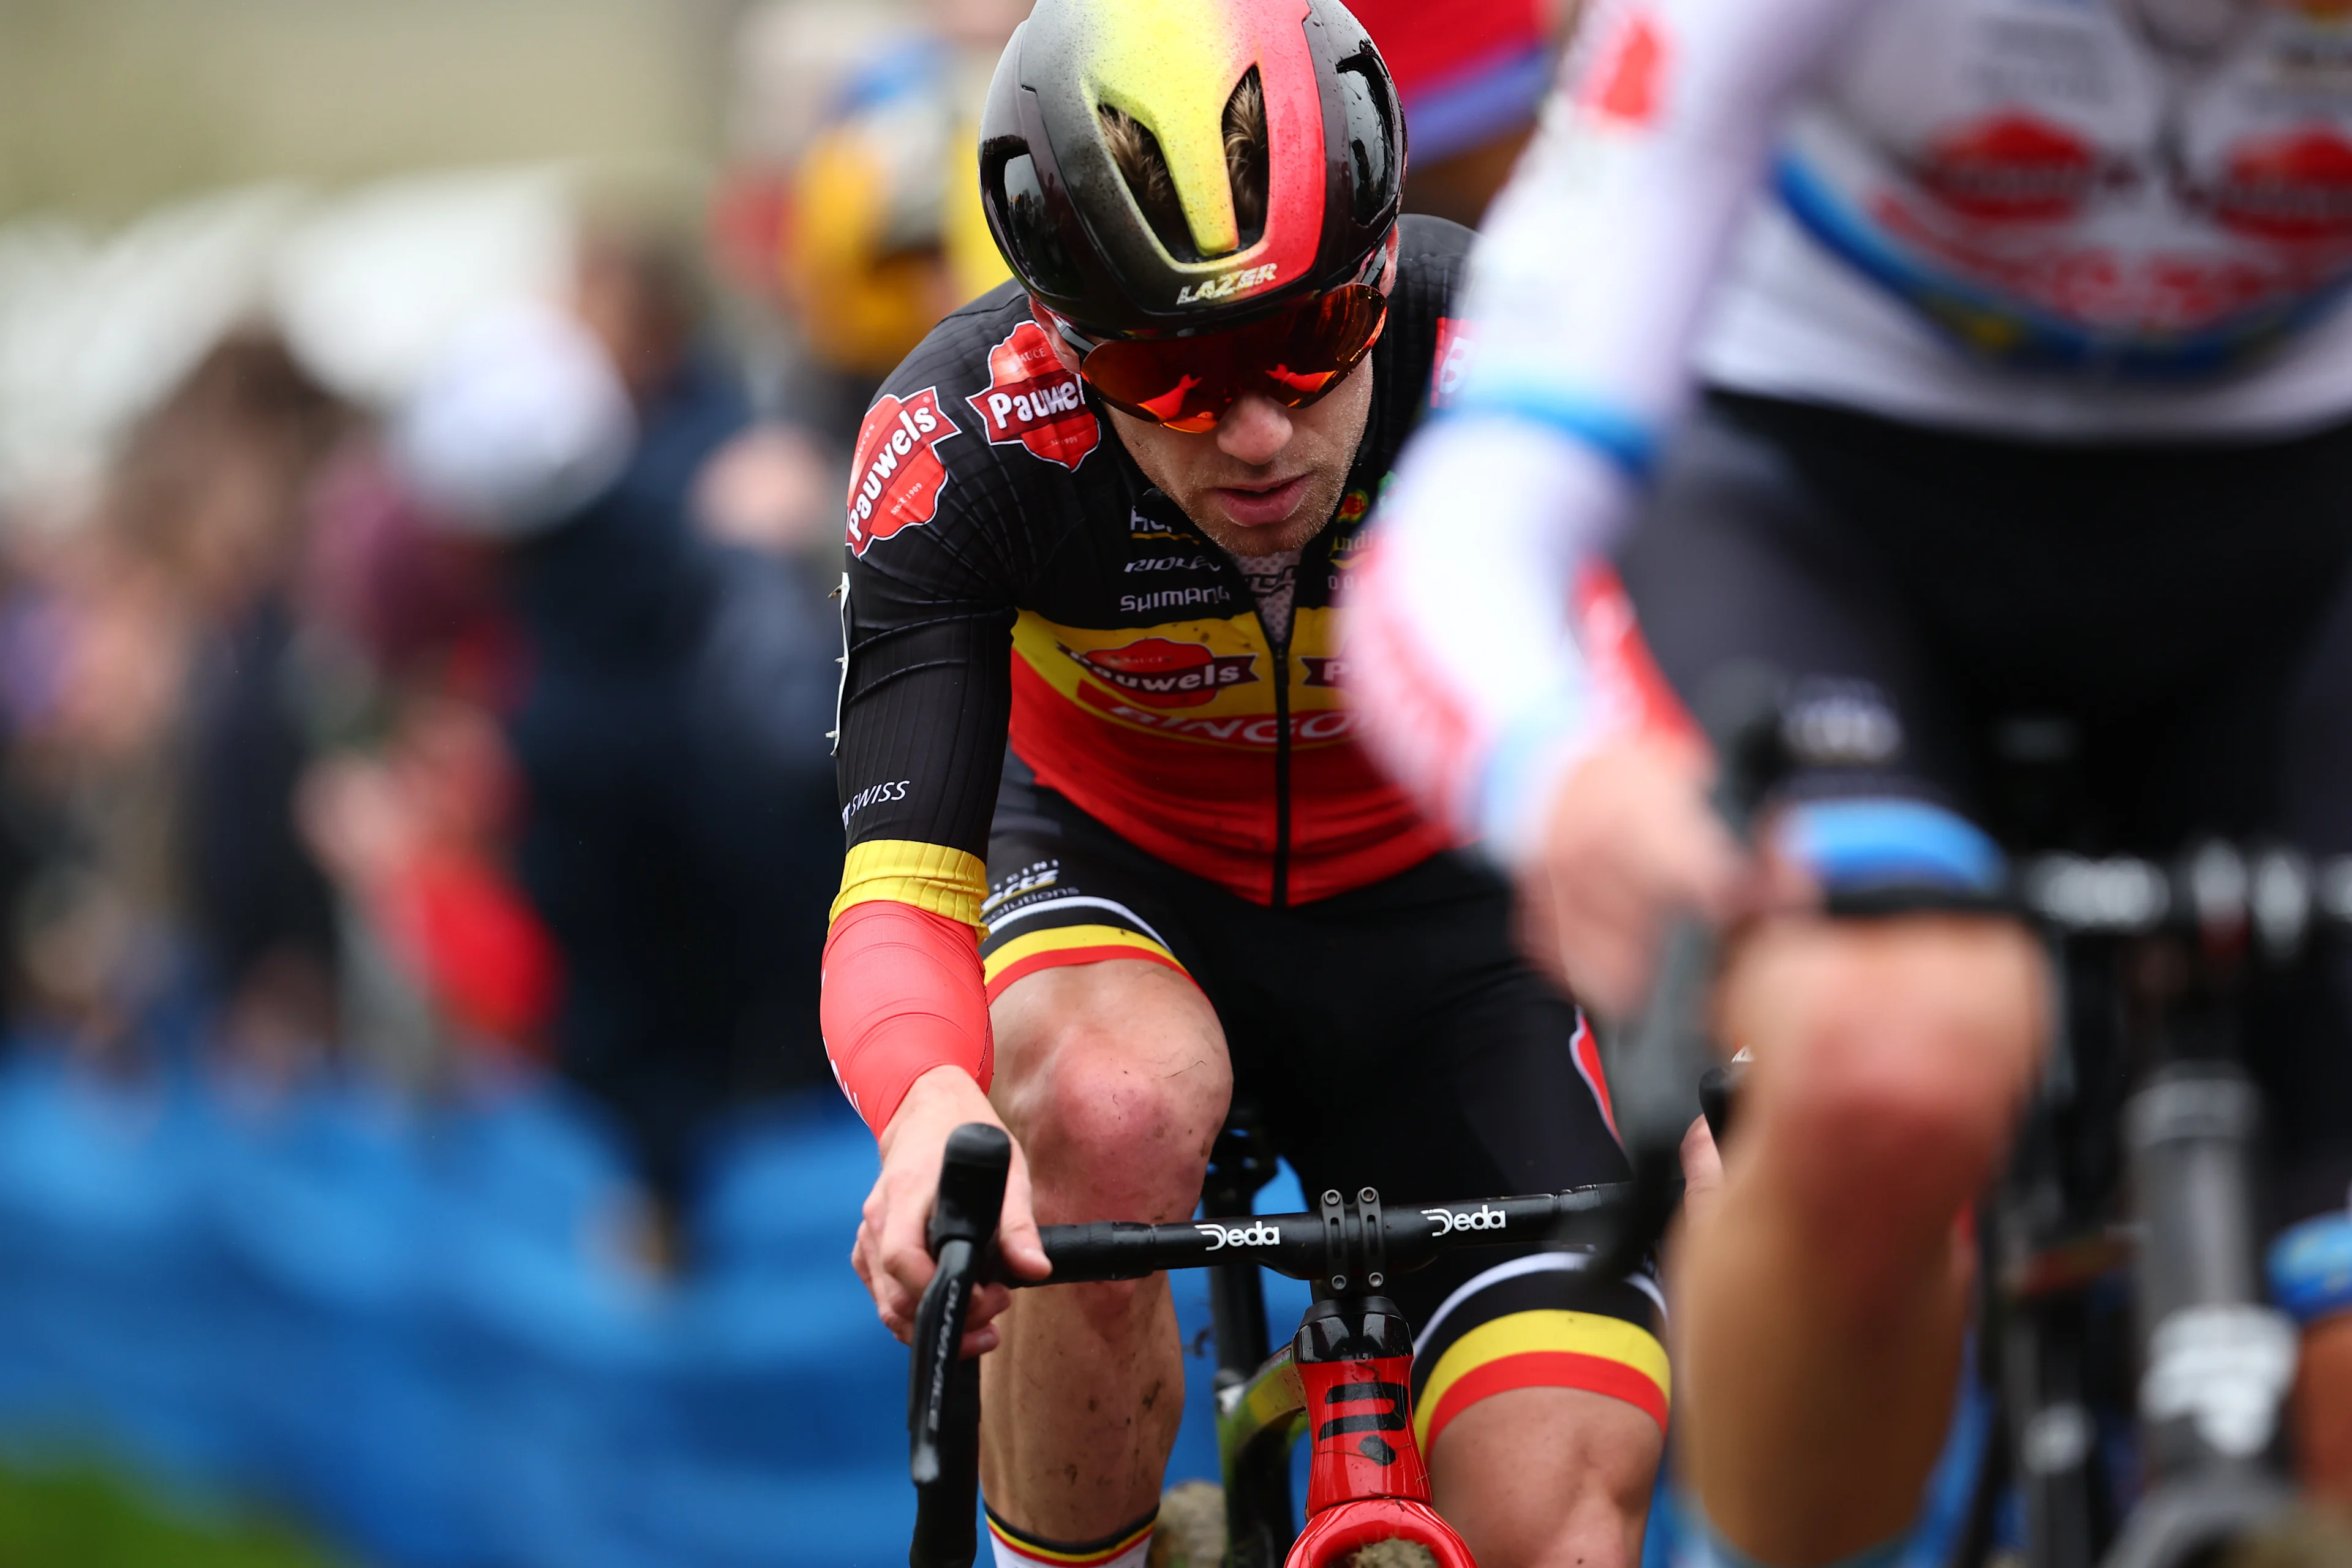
[{"left": 1064, "top": 0, "right": 1269, "bottom": 259}]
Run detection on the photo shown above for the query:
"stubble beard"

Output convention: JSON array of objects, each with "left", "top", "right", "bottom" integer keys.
[{"left": 1185, "top": 465, "right": 1349, "bottom": 559}]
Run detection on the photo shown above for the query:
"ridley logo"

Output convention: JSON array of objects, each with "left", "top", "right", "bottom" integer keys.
[
  {"left": 1198, "top": 1220, "right": 1283, "bottom": 1251},
  {"left": 1177, "top": 263, "right": 1279, "bottom": 306},
  {"left": 846, "top": 389, "right": 958, "bottom": 556},
  {"left": 1068, "top": 636, "right": 1258, "bottom": 709},
  {"left": 965, "top": 322, "right": 1101, "bottom": 471},
  {"left": 1421, "top": 1204, "right": 1506, "bottom": 1237}
]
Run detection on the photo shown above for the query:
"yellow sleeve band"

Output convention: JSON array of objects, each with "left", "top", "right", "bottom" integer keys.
[{"left": 832, "top": 840, "right": 989, "bottom": 934}]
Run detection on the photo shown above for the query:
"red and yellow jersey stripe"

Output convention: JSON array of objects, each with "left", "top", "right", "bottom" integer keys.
[{"left": 1413, "top": 1307, "right": 1670, "bottom": 1455}]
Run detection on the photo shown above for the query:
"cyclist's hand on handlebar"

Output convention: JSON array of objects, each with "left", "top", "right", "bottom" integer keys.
[
  {"left": 1517, "top": 733, "right": 1751, "bottom": 1016},
  {"left": 856, "top": 1065, "right": 1050, "bottom": 1355},
  {"left": 1679, "top": 1112, "right": 1725, "bottom": 1224}
]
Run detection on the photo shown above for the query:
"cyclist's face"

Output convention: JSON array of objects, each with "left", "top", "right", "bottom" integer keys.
[{"left": 1107, "top": 358, "right": 1375, "bottom": 559}]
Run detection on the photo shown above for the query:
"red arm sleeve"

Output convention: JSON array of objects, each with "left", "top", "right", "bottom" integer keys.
[{"left": 820, "top": 899, "right": 995, "bottom": 1137}]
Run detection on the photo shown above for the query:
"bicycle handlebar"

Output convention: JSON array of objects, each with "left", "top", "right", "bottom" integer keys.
[
  {"left": 1021, "top": 1181, "right": 1633, "bottom": 1290},
  {"left": 2019, "top": 845, "right": 2352, "bottom": 955}
]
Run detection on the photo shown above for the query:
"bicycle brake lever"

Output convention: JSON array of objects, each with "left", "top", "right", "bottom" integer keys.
[
  {"left": 909, "top": 1123, "right": 1011, "bottom": 1568},
  {"left": 929, "top": 1121, "right": 1012, "bottom": 1259}
]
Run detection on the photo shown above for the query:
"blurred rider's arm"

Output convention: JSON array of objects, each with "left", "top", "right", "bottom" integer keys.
[{"left": 1348, "top": 0, "right": 1872, "bottom": 1012}]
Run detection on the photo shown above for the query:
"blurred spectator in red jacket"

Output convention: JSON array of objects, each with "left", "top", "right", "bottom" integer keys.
[{"left": 295, "top": 442, "right": 557, "bottom": 1092}]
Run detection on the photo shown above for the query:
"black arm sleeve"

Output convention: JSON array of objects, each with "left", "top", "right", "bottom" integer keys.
[{"left": 834, "top": 443, "right": 1022, "bottom": 861}]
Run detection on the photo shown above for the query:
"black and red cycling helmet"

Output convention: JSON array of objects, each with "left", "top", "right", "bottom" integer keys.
[{"left": 978, "top": 0, "right": 1407, "bottom": 341}]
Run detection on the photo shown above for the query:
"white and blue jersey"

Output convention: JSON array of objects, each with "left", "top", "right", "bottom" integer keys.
[{"left": 1348, "top": 0, "right": 2352, "bottom": 867}]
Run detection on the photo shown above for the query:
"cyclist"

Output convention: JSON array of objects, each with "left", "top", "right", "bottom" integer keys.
[
  {"left": 824, "top": 3, "right": 1669, "bottom": 1564},
  {"left": 1350, "top": 0, "right": 2352, "bottom": 1561}
]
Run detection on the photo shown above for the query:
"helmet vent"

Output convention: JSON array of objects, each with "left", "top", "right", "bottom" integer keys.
[
  {"left": 986, "top": 140, "right": 1084, "bottom": 297},
  {"left": 1334, "top": 47, "right": 1398, "bottom": 227},
  {"left": 1223, "top": 70, "right": 1269, "bottom": 250},
  {"left": 1098, "top": 67, "right": 1270, "bottom": 265}
]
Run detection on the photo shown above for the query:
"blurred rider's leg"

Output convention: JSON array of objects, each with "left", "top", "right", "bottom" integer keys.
[
  {"left": 1621, "top": 401, "right": 2048, "bottom": 1565},
  {"left": 1632, "top": 394, "right": 2352, "bottom": 1559},
  {"left": 1679, "top": 916, "right": 2042, "bottom": 1562}
]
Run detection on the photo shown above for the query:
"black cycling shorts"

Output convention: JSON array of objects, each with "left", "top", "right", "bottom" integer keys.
[
  {"left": 1619, "top": 390, "right": 2352, "bottom": 1231},
  {"left": 980, "top": 755, "right": 1667, "bottom": 1453}
]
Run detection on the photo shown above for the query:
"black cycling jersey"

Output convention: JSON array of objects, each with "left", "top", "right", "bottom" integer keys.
[{"left": 832, "top": 215, "right": 1476, "bottom": 917}]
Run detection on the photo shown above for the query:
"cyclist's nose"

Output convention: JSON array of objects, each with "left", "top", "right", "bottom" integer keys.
[{"left": 1214, "top": 392, "right": 1294, "bottom": 466}]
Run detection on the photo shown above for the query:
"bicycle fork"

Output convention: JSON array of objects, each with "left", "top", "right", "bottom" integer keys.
[{"left": 1286, "top": 1295, "right": 1476, "bottom": 1568}]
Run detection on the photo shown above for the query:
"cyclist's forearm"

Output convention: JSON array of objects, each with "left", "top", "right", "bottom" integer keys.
[
  {"left": 821, "top": 892, "right": 993, "bottom": 1137},
  {"left": 1349, "top": 429, "right": 1632, "bottom": 864}
]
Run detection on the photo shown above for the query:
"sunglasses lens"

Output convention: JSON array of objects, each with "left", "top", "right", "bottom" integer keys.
[
  {"left": 1079, "top": 285, "right": 1387, "bottom": 431},
  {"left": 1263, "top": 285, "right": 1387, "bottom": 399}
]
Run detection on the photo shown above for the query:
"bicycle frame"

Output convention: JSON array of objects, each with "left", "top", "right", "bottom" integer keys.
[
  {"left": 1213, "top": 1295, "right": 1476, "bottom": 1567},
  {"left": 1202, "top": 1114, "right": 1299, "bottom": 1566}
]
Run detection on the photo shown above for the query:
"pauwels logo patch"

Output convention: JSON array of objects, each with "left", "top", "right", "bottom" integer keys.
[
  {"left": 1067, "top": 636, "right": 1257, "bottom": 709},
  {"left": 966, "top": 322, "right": 1100, "bottom": 471},
  {"left": 846, "top": 389, "right": 957, "bottom": 557}
]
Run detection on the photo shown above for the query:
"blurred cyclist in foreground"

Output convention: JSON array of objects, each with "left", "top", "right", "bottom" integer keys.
[
  {"left": 1351, "top": 0, "right": 2352, "bottom": 1560},
  {"left": 824, "top": 3, "right": 1668, "bottom": 1564}
]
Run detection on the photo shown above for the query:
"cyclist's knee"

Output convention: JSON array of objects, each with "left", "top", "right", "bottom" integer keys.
[
  {"left": 1725, "top": 917, "right": 2043, "bottom": 1261},
  {"left": 1430, "top": 1387, "right": 1658, "bottom": 1568},
  {"left": 992, "top": 962, "right": 1230, "bottom": 1219}
]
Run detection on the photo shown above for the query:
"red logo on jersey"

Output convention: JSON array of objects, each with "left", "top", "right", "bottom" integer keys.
[
  {"left": 1583, "top": 12, "right": 1666, "bottom": 127},
  {"left": 1067, "top": 637, "right": 1258, "bottom": 709},
  {"left": 966, "top": 322, "right": 1101, "bottom": 472},
  {"left": 1917, "top": 115, "right": 2098, "bottom": 224},
  {"left": 846, "top": 389, "right": 958, "bottom": 556},
  {"left": 1430, "top": 318, "right": 1475, "bottom": 410},
  {"left": 2213, "top": 130, "right": 2352, "bottom": 241}
]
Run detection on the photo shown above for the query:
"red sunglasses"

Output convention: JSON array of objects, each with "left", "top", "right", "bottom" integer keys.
[{"left": 1042, "top": 284, "right": 1389, "bottom": 434}]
